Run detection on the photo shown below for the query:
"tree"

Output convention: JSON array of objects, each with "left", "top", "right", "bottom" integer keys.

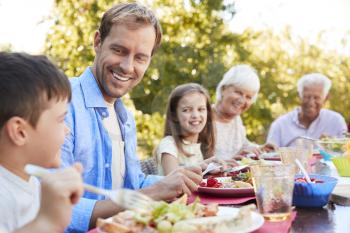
[
  {"left": 45, "top": 0, "right": 350, "bottom": 157},
  {"left": 0, "top": 43, "right": 12, "bottom": 52},
  {"left": 131, "top": 0, "right": 240, "bottom": 114},
  {"left": 45, "top": 0, "right": 243, "bottom": 156},
  {"left": 236, "top": 28, "right": 350, "bottom": 142}
]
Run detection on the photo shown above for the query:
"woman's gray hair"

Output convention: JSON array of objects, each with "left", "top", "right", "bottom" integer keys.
[
  {"left": 215, "top": 64, "right": 260, "bottom": 103},
  {"left": 297, "top": 73, "right": 332, "bottom": 99}
]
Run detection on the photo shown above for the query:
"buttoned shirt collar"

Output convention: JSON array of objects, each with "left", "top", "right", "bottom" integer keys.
[{"left": 80, "top": 67, "right": 128, "bottom": 123}]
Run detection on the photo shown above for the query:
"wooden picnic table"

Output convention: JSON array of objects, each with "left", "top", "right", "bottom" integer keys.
[{"left": 291, "top": 203, "right": 349, "bottom": 233}]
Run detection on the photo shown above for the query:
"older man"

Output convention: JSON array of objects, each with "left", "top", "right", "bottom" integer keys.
[
  {"left": 267, "top": 73, "right": 347, "bottom": 147},
  {"left": 60, "top": 3, "right": 201, "bottom": 232}
]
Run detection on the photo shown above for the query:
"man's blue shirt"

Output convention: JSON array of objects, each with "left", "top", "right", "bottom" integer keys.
[{"left": 61, "top": 67, "right": 161, "bottom": 233}]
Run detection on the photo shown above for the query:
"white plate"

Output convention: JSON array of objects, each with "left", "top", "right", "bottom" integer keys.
[
  {"left": 177, "top": 206, "right": 264, "bottom": 233},
  {"left": 260, "top": 152, "right": 281, "bottom": 160},
  {"left": 97, "top": 206, "right": 264, "bottom": 233}
]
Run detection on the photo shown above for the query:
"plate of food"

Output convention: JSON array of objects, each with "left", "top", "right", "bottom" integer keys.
[
  {"left": 317, "top": 137, "right": 349, "bottom": 159},
  {"left": 318, "top": 137, "right": 349, "bottom": 153},
  {"left": 96, "top": 196, "right": 264, "bottom": 233},
  {"left": 198, "top": 176, "right": 255, "bottom": 197}
]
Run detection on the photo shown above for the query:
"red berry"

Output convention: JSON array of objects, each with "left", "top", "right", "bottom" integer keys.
[{"left": 207, "top": 177, "right": 218, "bottom": 187}]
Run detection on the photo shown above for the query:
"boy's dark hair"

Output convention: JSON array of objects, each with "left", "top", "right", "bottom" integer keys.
[{"left": 0, "top": 52, "right": 71, "bottom": 129}]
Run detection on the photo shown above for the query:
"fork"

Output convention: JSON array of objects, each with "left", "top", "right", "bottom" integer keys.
[
  {"left": 202, "top": 162, "right": 222, "bottom": 176},
  {"left": 24, "top": 164, "right": 154, "bottom": 212}
]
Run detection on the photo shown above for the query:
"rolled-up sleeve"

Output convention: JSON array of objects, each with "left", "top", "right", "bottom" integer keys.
[{"left": 139, "top": 174, "right": 163, "bottom": 188}]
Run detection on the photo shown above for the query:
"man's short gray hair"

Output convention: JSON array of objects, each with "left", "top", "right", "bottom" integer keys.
[
  {"left": 297, "top": 73, "right": 332, "bottom": 99},
  {"left": 215, "top": 64, "right": 260, "bottom": 103}
]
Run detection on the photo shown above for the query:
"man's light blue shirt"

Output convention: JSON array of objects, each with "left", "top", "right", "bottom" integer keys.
[
  {"left": 267, "top": 107, "right": 347, "bottom": 147},
  {"left": 61, "top": 67, "right": 162, "bottom": 233}
]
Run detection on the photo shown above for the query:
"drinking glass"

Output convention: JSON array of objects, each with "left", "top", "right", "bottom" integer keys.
[
  {"left": 278, "top": 146, "right": 311, "bottom": 173},
  {"left": 250, "top": 164, "right": 295, "bottom": 222},
  {"left": 295, "top": 138, "right": 314, "bottom": 171}
]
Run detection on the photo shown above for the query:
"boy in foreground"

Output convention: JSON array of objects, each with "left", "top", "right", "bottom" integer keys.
[{"left": 0, "top": 52, "right": 83, "bottom": 232}]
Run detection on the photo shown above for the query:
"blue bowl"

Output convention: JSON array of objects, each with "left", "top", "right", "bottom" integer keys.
[{"left": 293, "top": 174, "right": 337, "bottom": 208}]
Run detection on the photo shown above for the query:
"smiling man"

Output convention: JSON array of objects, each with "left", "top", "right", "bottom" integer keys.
[
  {"left": 266, "top": 73, "right": 347, "bottom": 147},
  {"left": 60, "top": 3, "right": 202, "bottom": 233}
]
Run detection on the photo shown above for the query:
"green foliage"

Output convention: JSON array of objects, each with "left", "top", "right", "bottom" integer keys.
[
  {"left": 45, "top": 0, "right": 350, "bottom": 157},
  {"left": 135, "top": 111, "right": 165, "bottom": 159},
  {"left": 238, "top": 28, "right": 350, "bottom": 143},
  {"left": 122, "top": 95, "right": 164, "bottom": 159},
  {"left": 132, "top": 0, "right": 240, "bottom": 114},
  {"left": 0, "top": 43, "right": 12, "bottom": 52},
  {"left": 45, "top": 0, "right": 115, "bottom": 77}
]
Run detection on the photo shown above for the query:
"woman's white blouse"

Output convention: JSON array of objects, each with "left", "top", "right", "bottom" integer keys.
[{"left": 214, "top": 115, "right": 256, "bottom": 160}]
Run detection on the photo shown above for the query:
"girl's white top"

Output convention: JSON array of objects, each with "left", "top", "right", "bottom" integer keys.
[{"left": 155, "top": 136, "right": 203, "bottom": 175}]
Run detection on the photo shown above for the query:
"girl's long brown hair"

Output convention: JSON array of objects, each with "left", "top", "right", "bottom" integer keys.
[{"left": 164, "top": 83, "right": 215, "bottom": 159}]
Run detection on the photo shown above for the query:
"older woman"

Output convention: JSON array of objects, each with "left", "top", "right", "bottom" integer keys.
[{"left": 213, "top": 64, "right": 272, "bottom": 160}]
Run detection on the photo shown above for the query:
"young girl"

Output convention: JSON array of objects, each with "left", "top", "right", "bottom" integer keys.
[{"left": 155, "top": 83, "right": 217, "bottom": 175}]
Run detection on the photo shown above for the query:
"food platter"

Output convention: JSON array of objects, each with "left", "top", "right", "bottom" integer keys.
[{"left": 198, "top": 177, "right": 255, "bottom": 197}]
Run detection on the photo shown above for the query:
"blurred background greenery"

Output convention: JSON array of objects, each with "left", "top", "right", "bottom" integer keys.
[{"left": 43, "top": 0, "right": 350, "bottom": 158}]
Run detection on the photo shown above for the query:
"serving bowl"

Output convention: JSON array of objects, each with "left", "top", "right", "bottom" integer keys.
[
  {"left": 318, "top": 138, "right": 348, "bottom": 160},
  {"left": 293, "top": 174, "right": 337, "bottom": 208}
]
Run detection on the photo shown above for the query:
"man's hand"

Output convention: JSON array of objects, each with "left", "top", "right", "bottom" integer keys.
[{"left": 142, "top": 166, "right": 202, "bottom": 201}]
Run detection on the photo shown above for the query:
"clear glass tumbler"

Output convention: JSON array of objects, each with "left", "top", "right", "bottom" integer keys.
[
  {"left": 278, "top": 146, "right": 311, "bottom": 173},
  {"left": 250, "top": 164, "right": 295, "bottom": 222}
]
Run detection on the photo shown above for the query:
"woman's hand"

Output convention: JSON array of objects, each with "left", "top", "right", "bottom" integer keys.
[
  {"left": 260, "top": 143, "right": 278, "bottom": 152},
  {"left": 237, "top": 147, "right": 262, "bottom": 158}
]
